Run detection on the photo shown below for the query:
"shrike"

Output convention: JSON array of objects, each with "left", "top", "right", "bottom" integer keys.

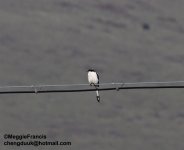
[{"left": 88, "top": 69, "right": 100, "bottom": 102}]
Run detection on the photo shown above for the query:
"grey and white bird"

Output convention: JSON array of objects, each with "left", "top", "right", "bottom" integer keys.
[{"left": 88, "top": 69, "right": 100, "bottom": 102}]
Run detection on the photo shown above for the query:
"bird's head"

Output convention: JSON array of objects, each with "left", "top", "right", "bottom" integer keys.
[{"left": 88, "top": 69, "right": 95, "bottom": 72}]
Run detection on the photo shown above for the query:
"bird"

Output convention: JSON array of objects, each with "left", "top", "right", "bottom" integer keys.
[{"left": 88, "top": 69, "right": 100, "bottom": 102}]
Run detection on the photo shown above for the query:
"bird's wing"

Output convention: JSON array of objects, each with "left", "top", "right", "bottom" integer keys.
[{"left": 96, "top": 73, "right": 99, "bottom": 84}]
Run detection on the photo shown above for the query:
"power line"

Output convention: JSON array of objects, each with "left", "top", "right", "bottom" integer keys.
[{"left": 0, "top": 81, "right": 184, "bottom": 94}]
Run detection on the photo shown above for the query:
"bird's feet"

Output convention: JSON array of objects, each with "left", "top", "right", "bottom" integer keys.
[{"left": 90, "top": 83, "right": 94, "bottom": 86}]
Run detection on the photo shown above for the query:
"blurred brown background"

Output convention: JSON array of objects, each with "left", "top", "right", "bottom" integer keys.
[{"left": 0, "top": 0, "right": 184, "bottom": 149}]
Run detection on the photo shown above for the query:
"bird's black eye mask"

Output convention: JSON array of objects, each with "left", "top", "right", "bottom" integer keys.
[{"left": 88, "top": 69, "right": 95, "bottom": 72}]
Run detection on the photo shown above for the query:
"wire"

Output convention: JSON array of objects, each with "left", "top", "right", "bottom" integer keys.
[
  {"left": 1, "top": 80, "right": 184, "bottom": 88},
  {"left": 0, "top": 81, "right": 184, "bottom": 94}
]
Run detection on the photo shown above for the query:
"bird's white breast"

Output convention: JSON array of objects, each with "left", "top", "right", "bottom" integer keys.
[{"left": 88, "top": 71, "right": 98, "bottom": 84}]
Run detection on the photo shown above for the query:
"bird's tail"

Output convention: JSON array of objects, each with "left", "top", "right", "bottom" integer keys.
[{"left": 96, "top": 90, "right": 100, "bottom": 103}]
